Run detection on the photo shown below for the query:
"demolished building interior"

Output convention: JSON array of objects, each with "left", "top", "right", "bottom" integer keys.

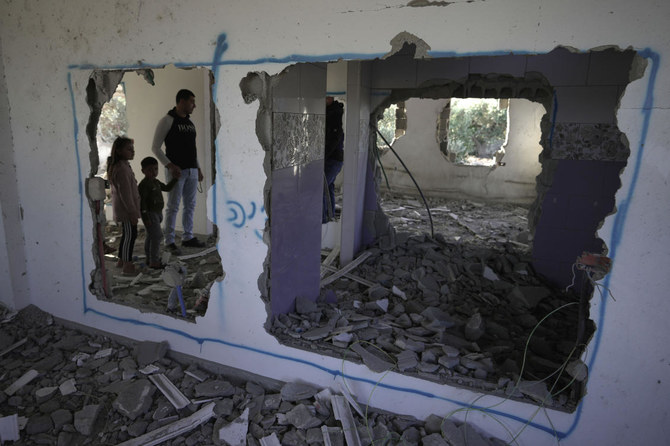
[{"left": 1, "top": 2, "right": 669, "bottom": 445}]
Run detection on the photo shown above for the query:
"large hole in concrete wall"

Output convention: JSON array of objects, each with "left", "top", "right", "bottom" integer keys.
[
  {"left": 86, "top": 66, "right": 223, "bottom": 321},
  {"left": 249, "top": 44, "right": 642, "bottom": 412}
]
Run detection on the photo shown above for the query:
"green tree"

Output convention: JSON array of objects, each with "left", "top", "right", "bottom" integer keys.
[
  {"left": 447, "top": 99, "right": 507, "bottom": 162},
  {"left": 98, "top": 88, "right": 128, "bottom": 143}
]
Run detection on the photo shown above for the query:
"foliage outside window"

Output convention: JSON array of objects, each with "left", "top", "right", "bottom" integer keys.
[
  {"left": 96, "top": 84, "right": 128, "bottom": 176},
  {"left": 446, "top": 98, "right": 507, "bottom": 166}
]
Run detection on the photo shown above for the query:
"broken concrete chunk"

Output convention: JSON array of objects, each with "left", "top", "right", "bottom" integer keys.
[
  {"left": 134, "top": 340, "right": 169, "bottom": 367},
  {"left": 74, "top": 404, "right": 102, "bottom": 436},
  {"left": 59, "top": 378, "right": 77, "bottom": 396},
  {"left": 280, "top": 382, "right": 319, "bottom": 402},
  {"left": 260, "top": 432, "right": 282, "bottom": 446},
  {"left": 464, "top": 313, "right": 485, "bottom": 341},
  {"left": 112, "top": 379, "right": 157, "bottom": 420},
  {"left": 350, "top": 343, "right": 394, "bottom": 373},
  {"left": 25, "top": 414, "right": 53, "bottom": 435},
  {"left": 566, "top": 359, "right": 588, "bottom": 382},
  {"left": 295, "top": 296, "right": 319, "bottom": 314},
  {"left": 5, "top": 369, "right": 39, "bottom": 396},
  {"left": 34, "top": 386, "right": 58, "bottom": 404},
  {"left": 286, "top": 404, "right": 322, "bottom": 429},
  {"left": 483, "top": 266, "right": 499, "bottom": 281},
  {"left": 396, "top": 350, "right": 418, "bottom": 371},
  {"left": 302, "top": 326, "right": 332, "bottom": 341},
  {"left": 117, "top": 402, "right": 215, "bottom": 446},
  {"left": 0, "top": 414, "right": 20, "bottom": 442},
  {"left": 517, "top": 380, "right": 553, "bottom": 405},
  {"left": 194, "top": 380, "right": 236, "bottom": 398},
  {"left": 213, "top": 407, "right": 249, "bottom": 446}
]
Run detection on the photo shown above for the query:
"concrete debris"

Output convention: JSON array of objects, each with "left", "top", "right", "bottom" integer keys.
[
  {"left": 0, "top": 414, "right": 20, "bottom": 442},
  {"left": 213, "top": 407, "right": 249, "bottom": 446},
  {"left": 149, "top": 373, "right": 191, "bottom": 410},
  {"left": 270, "top": 197, "right": 587, "bottom": 411},
  {"left": 280, "top": 381, "right": 319, "bottom": 402},
  {"left": 74, "top": 404, "right": 102, "bottom": 435},
  {"left": 112, "top": 379, "right": 157, "bottom": 420},
  {"left": 135, "top": 340, "right": 169, "bottom": 367},
  {"left": 0, "top": 304, "right": 507, "bottom": 445},
  {"left": 4, "top": 369, "right": 39, "bottom": 396}
]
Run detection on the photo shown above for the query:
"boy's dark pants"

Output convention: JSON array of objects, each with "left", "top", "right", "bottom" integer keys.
[{"left": 144, "top": 212, "right": 163, "bottom": 265}]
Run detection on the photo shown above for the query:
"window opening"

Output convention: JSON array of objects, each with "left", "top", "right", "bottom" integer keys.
[
  {"left": 442, "top": 98, "right": 508, "bottom": 166},
  {"left": 87, "top": 67, "right": 223, "bottom": 322},
  {"left": 256, "top": 47, "right": 638, "bottom": 412},
  {"left": 96, "top": 83, "right": 128, "bottom": 177}
]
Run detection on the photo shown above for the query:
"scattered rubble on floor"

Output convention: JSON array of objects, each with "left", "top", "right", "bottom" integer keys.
[
  {"left": 98, "top": 226, "right": 224, "bottom": 320},
  {"left": 0, "top": 305, "right": 507, "bottom": 445},
  {"left": 270, "top": 196, "right": 588, "bottom": 412}
]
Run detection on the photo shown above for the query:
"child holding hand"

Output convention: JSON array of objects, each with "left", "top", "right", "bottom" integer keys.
[
  {"left": 138, "top": 156, "right": 178, "bottom": 269},
  {"left": 108, "top": 136, "right": 141, "bottom": 275}
]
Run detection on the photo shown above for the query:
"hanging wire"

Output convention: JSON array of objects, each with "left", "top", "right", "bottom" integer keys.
[
  {"left": 371, "top": 139, "right": 391, "bottom": 191},
  {"left": 370, "top": 122, "right": 434, "bottom": 238}
]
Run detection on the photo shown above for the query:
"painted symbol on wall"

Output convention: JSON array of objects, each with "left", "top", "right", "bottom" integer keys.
[{"left": 226, "top": 200, "right": 266, "bottom": 239}]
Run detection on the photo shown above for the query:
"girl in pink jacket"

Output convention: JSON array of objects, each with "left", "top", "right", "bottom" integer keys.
[{"left": 108, "top": 136, "right": 141, "bottom": 275}]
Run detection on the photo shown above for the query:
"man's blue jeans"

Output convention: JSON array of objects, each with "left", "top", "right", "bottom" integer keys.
[
  {"left": 323, "top": 159, "right": 343, "bottom": 223},
  {"left": 164, "top": 167, "right": 199, "bottom": 245}
]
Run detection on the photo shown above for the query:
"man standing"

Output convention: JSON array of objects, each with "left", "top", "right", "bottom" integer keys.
[
  {"left": 323, "top": 96, "right": 344, "bottom": 223},
  {"left": 152, "top": 89, "right": 205, "bottom": 254}
]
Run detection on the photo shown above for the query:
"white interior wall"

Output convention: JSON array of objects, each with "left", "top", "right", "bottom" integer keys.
[
  {"left": 381, "top": 97, "right": 543, "bottom": 203},
  {"left": 1, "top": 1, "right": 669, "bottom": 445},
  {"left": 122, "top": 66, "right": 211, "bottom": 237}
]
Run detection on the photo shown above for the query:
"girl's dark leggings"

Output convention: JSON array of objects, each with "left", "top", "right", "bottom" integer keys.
[{"left": 118, "top": 221, "right": 138, "bottom": 262}]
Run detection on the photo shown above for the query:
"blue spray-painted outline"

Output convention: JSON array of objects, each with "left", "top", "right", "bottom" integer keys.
[
  {"left": 561, "top": 48, "right": 660, "bottom": 438},
  {"left": 68, "top": 43, "right": 659, "bottom": 441}
]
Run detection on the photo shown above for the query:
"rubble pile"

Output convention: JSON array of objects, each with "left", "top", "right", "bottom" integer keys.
[
  {"left": 0, "top": 305, "right": 506, "bottom": 445},
  {"left": 270, "top": 197, "right": 588, "bottom": 412},
  {"left": 100, "top": 226, "right": 224, "bottom": 319}
]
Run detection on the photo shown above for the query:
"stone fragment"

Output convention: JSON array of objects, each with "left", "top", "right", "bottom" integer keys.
[
  {"left": 213, "top": 407, "right": 249, "bottom": 446},
  {"left": 0, "top": 414, "right": 20, "bottom": 442},
  {"left": 464, "top": 313, "right": 485, "bottom": 341},
  {"left": 112, "top": 379, "right": 156, "bottom": 420},
  {"left": 194, "top": 380, "right": 235, "bottom": 398},
  {"left": 280, "top": 382, "right": 318, "bottom": 402},
  {"left": 286, "top": 404, "right": 321, "bottom": 429},
  {"left": 4, "top": 369, "right": 39, "bottom": 396},
  {"left": 128, "top": 420, "right": 149, "bottom": 437},
  {"left": 263, "top": 393, "right": 282, "bottom": 412},
  {"left": 35, "top": 386, "right": 58, "bottom": 404},
  {"left": 517, "top": 380, "right": 553, "bottom": 405},
  {"left": 391, "top": 285, "right": 407, "bottom": 300},
  {"left": 396, "top": 350, "right": 418, "bottom": 371},
  {"left": 566, "top": 360, "right": 588, "bottom": 382},
  {"left": 51, "top": 409, "right": 72, "bottom": 430},
  {"left": 302, "top": 325, "right": 332, "bottom": 341},
  {"left": 25, "top": 415, "right": 53, "bottom": 435},
  {"left": 350, "top": 343, "right": 394, "bottom": 373},
  {"left": 295, "top": 296, "right": 318, "bottom": 314},
  {"left": 421, "top": 307, "right": 455, "bottom": 330},
  {"left": 74, "top": 404, "right": 102, "bottom": 436},
  {"left": 134, "top": 340, "right": 169, "bottom": 367},
  {"left": 483, "top": 266, "right": 499, "bottom": 281}
]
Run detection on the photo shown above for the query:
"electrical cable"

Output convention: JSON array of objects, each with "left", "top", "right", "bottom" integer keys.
[{"left": 370, "top": 123, "right": 435, "bottom": 238}]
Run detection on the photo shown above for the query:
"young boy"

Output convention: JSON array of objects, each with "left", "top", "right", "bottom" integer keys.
[{"left": 138, "top": 156, "right": 178, "bottom": 269}]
